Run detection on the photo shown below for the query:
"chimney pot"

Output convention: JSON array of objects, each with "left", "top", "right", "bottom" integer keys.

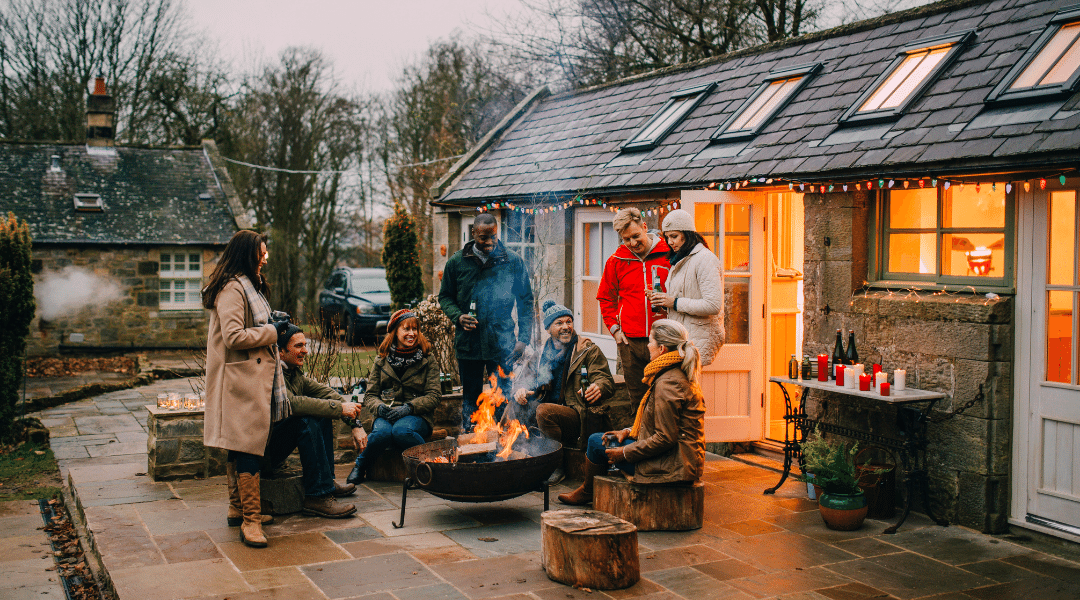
[
  {"left": 93, "top": 77, "right": 106, "bottom": 95},
  {"left": 50, "top": 155, "right": 61, "bottom": 172}
]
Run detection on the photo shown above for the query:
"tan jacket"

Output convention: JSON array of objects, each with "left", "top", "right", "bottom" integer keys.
[
  {"left": 622, "top": 366, "right": 706, "bottom": 484},
  {"left": 203, "top": 279, "right": 279, "bottom": 456},
  {"left": 666, "top": 243, "right": 725, "bottom": 366}
]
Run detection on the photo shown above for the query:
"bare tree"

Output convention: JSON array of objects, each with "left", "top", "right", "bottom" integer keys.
[
  {"left": 225, "top": 47, "right": 368, "bottom": 318},
  {"left": 380, "top": 38, "right": 527, "bottom": 290}
]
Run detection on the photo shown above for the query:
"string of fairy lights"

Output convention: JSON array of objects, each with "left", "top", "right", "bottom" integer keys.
[{"left": 472, "top": 172, "right": 1077, "bottom": 214}]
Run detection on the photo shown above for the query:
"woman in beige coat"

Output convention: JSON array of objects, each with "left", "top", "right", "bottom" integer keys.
[
  {"left": 649, "top": 209, "right": 725, "bottom": 366},
  {"left": 202, "top": 230, "right": 290, "bottom": 548}
]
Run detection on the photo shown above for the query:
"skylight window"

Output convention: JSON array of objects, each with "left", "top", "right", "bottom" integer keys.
[
  {"left": 841, "top": 31, "right": 974, "bottom": 125},
  {"left": 73, "top": 193, "right": 103, "bottom": 212},
  {"left": 622, "top": 82, "right": 715, "bottom": 152},
  {"left": 986, "top": 5, "right": 1080, "bottom": 104},
  {"left": 712, "top": 63, "right": 820, "bottom": 142}
]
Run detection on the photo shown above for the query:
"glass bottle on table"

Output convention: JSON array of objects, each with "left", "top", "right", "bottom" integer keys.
[
  {"left": 846, "top": 330, "right": 859, "bottom": 366},
  {"left": 788, "top": 355, "right": 799, "bottom": 380},
  {"left": 832, "top": 329, "right": 846, "bottom": 379},
  {"left": 801, "top": 355, "right": 812, "bottom": 380}
]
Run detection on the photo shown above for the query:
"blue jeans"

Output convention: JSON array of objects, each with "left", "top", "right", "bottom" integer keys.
[
  {"left": 585, "top": 432, "right": 635, "bottom": 475},
  {"left": 265, "top": 416, "right": 335, "bottom": 498},
  {"left": 459, "top": 359, "right": 511, "bottom": 432},
  {"left": 355, "top": 415, "right": 432, "bottom": 466}
]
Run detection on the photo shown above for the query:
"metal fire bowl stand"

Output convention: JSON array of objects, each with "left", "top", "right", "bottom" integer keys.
[{"left": 391, "top": 437, "right": 563, "bottom": 528}]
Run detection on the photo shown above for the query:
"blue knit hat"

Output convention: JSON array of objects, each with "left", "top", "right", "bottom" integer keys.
[{"left": 542, "top": 299, "right": 573, "bottom": 329}]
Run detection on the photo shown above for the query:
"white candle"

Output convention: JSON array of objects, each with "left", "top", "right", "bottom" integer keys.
[
  {"left": 845, "top": 368, "right": 857, "bottom": 388},
  {"left": 894, "top": 369, "right": 906, "bottom": 391},
  {"left": 875, "top": 372, "right": 888, "bottom": 387}
]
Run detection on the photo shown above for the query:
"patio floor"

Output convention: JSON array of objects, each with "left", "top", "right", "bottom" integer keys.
[{"left": 28, "top": 377, "right": 1080, "bottom": 600}]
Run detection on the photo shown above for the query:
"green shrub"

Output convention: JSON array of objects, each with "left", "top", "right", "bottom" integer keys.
[
  {"left": 381, "top": 203, "right": 423, "bottom": 310},
  {"left": 797, "top": 427, "right": 881, "bottom": 496},
  {"left": 0, "top": 213, "right": 35, "bottom": 442}
]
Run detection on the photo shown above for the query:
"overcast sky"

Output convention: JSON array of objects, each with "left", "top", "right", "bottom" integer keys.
[{"left": 184, "top": 0, "right": 524, "bottom": 94}]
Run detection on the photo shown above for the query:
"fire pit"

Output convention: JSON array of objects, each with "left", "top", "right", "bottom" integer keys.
[{"left": 391, "top": 435, "right": 562, "bottom": 528}]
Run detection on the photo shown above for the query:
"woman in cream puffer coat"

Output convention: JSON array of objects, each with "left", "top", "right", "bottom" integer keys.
[{"left": 649, "top": 209, "right": 725, "bottom": 366}]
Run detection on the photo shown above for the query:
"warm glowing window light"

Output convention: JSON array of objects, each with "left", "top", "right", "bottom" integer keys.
[
  {"left": 860, "top": 46, "right": 950, "bottom": 112},
  {"left": 1012, "top": 21, "right": 1080, "bottom": 89}
]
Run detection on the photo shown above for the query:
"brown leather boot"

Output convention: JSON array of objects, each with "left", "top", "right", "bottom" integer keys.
[
  {"left": 331, "top": 481, "right": 356, "bottom": 497},
  {"left": 303, "top": 494, "right": 356, "bottom": 519},
  {"left": 237, "top": 472, "right": 268, "bottom": 547},
  {"left": 227, "top": 462, "right": 273, "bottom": 527},
  {"left": 558, "top": 458, "right": 606, "bottom": 505}
]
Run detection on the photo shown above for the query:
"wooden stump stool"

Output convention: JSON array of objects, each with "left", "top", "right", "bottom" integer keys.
[
  {"left": 540, "top": 509, "right": 639, "bottom": 590},
  {"left": 260, "top": 474, "right": 304, "bottom": 515},
  {"left": 594, "top": 475, "right": 704, "bottom": 531}
]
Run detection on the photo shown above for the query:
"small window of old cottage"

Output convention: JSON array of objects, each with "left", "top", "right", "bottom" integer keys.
[
  {"left": 712, "top": 63, "right": 820, "bottom": 142},
  {"left": 159, "top": 250, "right": 203, "bottom": 310},
  {"left": 986, "top": 5, "right": 1080, "bottom": 104},
  {"left": 873, "top": 184, "right": 1013, "bottom": 289},
  {"left": 841, "top": 31, "right": 974, "bottom": 125},
  {"left": 622, "top": 82, "right": 715, "bottom": 151}
]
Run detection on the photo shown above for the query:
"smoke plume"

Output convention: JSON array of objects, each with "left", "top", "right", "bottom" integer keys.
[{"left": 35, "top": 266, "right": 124, "bottom": 320}]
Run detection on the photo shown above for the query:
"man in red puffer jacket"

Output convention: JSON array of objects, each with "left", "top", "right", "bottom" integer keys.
[{"left": 597, "top": 207, "right": 670, "bottom": 413}]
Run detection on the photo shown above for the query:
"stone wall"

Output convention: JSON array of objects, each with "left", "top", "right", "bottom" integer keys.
[
  {"left": 28, "top": 245, "right": 221, "bottom": 356},
  {"left": 802, "top": 191, "right": 1012, "bottom": 533}
]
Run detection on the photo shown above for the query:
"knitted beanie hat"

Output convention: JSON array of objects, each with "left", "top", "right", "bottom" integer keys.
[
  {"left": 542, "top": 299, "right": 573, "bottom": 329},
  {"left": 662, "top": 209, "right": 694, "bottom": 232},
  {"left": 387, "top": 309, "right": 417, "bottom": 333},
  {"left": 277, "top": 323, "right": 303, "bottom": 350}
]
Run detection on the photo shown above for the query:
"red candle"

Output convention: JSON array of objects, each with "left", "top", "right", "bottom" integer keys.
[
  {"left": 836, "top": 365, "right": 845, "bottom": 386},
  {"left": 859, "top": 373, "right": 871, "bottom": 391},
  {"left": 880, "top": 381, "right": 890, "bottom": 396},
  {"left": 817, "top": 354, "right": 828, "bottom": 382},
  {"left": 872, "top": 364, "right": 881, "bottom": 387}
]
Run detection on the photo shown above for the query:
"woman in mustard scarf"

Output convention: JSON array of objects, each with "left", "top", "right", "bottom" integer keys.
[{"left": 559, "top": 319, "right": 706, "bottom": 505}]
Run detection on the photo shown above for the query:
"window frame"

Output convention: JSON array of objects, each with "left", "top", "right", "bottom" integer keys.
[
  {"left": 712, "top": 63, "right": 821, "bottom": 143},
  {"left": 840, "top": 31, "right": 975, "bottom": 125},
  {"left": 158, "top": 248, "right": 204, "bottom": 310},
  {"left": 985, "top": 5, "right": 1080, "bottom": 105},
  {"left": 867, "top": 187, "right": 1016, "bottom": 292},
  {"left": 621, "top": 82, "right": 716, "bottom": 152},
  {"left": 502, "top": 209, "right": 537, "bottom": 268}
]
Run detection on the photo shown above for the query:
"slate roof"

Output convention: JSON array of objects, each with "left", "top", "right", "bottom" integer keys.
[
  {"left": 438, "top": 0, "right": 1080, "bottom": 204},
  {"left": 0, "top": 142, "right": 240, "bottom": 244}
]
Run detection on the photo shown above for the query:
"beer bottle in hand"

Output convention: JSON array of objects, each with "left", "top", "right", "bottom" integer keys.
[
  {"left": 580, "top": 367, "right": 590, "bottom": 400},
  {"left": 651, "top": 274, "right": 664, "bottom": 314}
]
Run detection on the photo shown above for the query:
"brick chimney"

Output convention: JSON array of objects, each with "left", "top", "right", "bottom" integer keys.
[{"left": 86, "top": 77, "right": 115, "bottom": 147}]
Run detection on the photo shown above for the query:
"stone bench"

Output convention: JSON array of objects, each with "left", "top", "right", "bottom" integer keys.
[{"left": 593, "top": 475, "right": 704, "bottom": 531}]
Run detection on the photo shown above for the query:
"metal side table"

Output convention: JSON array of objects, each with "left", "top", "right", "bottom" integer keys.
[{"left": 766, "top": 376, "right": 950, "bottom": 534}]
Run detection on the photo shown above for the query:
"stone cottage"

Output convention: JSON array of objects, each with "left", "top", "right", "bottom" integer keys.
[
  {"left": 0, "top": 79, "right": 249, "bottom": 355},
  {"left": 429, "top": 0, "right": 1080, "bottom": 539}
]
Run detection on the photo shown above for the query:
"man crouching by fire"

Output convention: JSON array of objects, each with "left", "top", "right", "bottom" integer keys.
[{"left": 510, "top": 300, "right": 615, "bottom": 485}]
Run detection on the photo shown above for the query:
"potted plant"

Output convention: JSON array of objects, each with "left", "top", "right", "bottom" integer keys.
[{"left": 799, "top": 429, "right": 883, "bottom": 530}]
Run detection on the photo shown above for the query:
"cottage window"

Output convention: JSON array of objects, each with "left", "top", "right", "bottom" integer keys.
[
  {"left": 578, "top": 215, "right": 619, "bottom": 337},
  {"left": 712, "top": 63, "right": 820, "bottom": 142},
  {"left": 841, "top": 31, "right": 974, "bottom": 124},
  {"left": 1046, "top": 190, "right": 1078, "bottom": 384},
  {"left": 872, "top": 185, "right": 1013, "bottom": 289},
  {"left": 986, "top": 6, "right": 1080, "bottom": 104},
  {"left": 695, "top": 203, "right": 751, "bottom": 344},
  {"left": 622, "top": 82, "right": 715, "bottom": 151},
  {"left": 503, "top": 210, "right": 536, "bottom": 267},
  {"left": 159, "top": 250, "right": 203, "bottom": 309}
]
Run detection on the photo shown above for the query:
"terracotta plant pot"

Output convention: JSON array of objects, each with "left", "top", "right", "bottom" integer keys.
[{"left": 817, "top": 491, "right": 868, "bottom": 531}]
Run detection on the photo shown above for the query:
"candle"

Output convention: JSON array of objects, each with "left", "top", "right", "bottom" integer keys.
[
  {"left": 872, "top": 364, "right": 881, "bottom": 387},
  {"left": 836, "top": 365, "right": 845, "bottom": 387},
  {"left": 859, "top": 373, "right": 871, "bottom": 391},
  {"left": 875, "top": 372, "right": 888, "bottom": 387},
  {"left": 845, "top": 367, "right": 857, "bottom": 388},
  {"left": 894, "top": 369, "right": 906, "bottom": 391},
  {"left": 880, "top": 381, "right": 890, "bottom": 396},
  {"left": 817, "top": 354, "right": 828, "bottom": 382}
]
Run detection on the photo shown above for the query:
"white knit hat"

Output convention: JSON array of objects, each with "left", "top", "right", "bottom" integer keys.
[{"left": 662, "top": 209, "right": 694, "bottom": 232}]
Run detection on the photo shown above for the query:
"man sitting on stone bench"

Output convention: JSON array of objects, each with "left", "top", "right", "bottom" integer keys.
[
  {"left": 559, "top": 319, "right": 705, "bottom": 506},
  {"left": 264, "top": 324, "right": 367, "bottom": 518},
  {"left": 511, "top": 300, "right": 615, "bottom": 485}
]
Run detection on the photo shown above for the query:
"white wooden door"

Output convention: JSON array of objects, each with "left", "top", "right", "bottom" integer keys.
[
  {"left": 680, "top": 189, "right": 765, "bottom": 442},
  {"left": 1016, "top": 186, "right": 1080, "bottom": 539}
]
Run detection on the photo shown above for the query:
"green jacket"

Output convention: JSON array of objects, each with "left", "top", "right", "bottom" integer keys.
[
  {"left": 438, "top": 240, "right": 534, "bottom": 363},
  {"left": 362, "top": 353, "right": 441, "bottom": 429},
  {"left": 283, "top": 366, "right": 372, "bottom": 431}
]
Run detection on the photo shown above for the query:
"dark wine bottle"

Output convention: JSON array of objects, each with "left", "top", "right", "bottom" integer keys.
[
  {"left": 832, "top": 329, "right": 845, "bottom": 379},
  {"left": 846, "top": 330, "right": 859, "bottom": 365}
]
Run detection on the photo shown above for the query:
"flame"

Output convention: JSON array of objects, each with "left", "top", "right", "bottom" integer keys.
[
  {"left": 469, "top": 370, "right": 532, "bottom": 461},
  {"left": 496, "top": 420, "right": 530, "bottom": 460}
]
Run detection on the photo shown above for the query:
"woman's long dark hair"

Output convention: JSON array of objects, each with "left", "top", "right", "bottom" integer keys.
[
  {"left": 668, "top": 230, "right": 709, "bottom": 265},
  {"left": 202, "top": 230, "right": 269, "bottom": 309}
]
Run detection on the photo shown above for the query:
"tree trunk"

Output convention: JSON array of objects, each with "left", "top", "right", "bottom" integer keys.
[{"left": 540, "top": 509, "right": 639, "bottom": 590}]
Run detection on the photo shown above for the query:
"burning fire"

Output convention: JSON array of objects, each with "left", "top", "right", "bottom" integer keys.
[{"left": 471, "top": 372, "right": 530, "bottom": 460}]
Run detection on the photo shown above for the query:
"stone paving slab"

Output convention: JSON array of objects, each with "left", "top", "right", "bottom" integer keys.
[
  {"left": 0, "top": 501, "right": 65, "bottom": 600},
  {"left": 20, "top": 376, "right": 1080, "bottom": 600}
]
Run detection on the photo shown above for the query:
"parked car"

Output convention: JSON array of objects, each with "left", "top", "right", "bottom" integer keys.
[{"left": 319, "top": 267, "right": 392, "bottom": 346}]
